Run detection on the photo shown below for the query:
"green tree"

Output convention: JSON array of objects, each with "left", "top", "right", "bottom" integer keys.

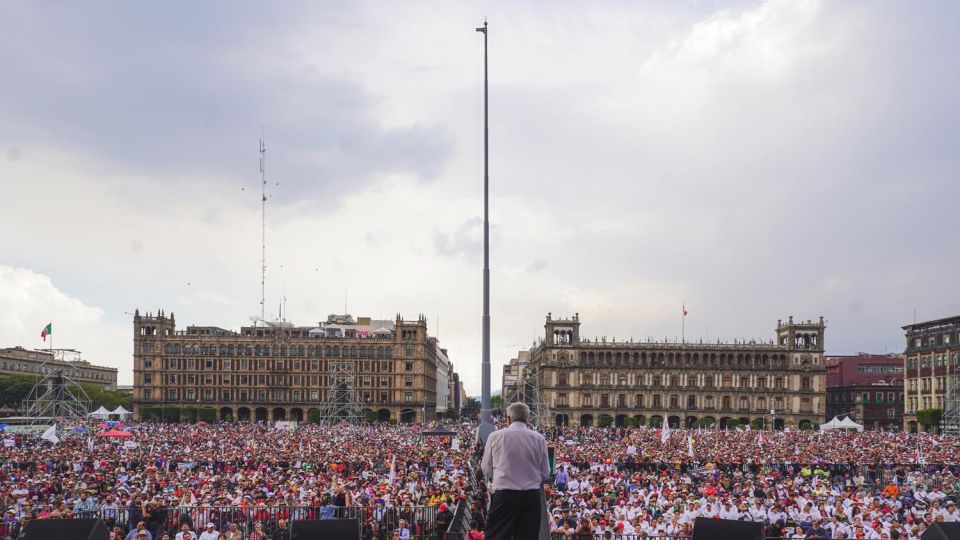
[
  {"left": 307, "top": 409, "right": 322, "bottom": 424},
  {"left": 490, "top": 395, "right": 504, "bottom": 411},
  {"left": 0, "top": 375, "right": 41, "bottom": 411},
  {"left": 75, "top": 383, "right": 132, "bottom": 411},
  {"left": 751, "top": 418, "right": 765, "bottom": 430},
  {"left": 197, "top": 408, "right": 216, "bottom": 422},
  {"left": 916, "top": 408, "right": 942, "bottom": 431}
]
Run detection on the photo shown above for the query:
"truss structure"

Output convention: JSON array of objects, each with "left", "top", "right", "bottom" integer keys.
[
  {"left": 506, "top": 362, "right": 550, "bottom": 427},
  {"left": 22, "top": 367, "right": 92, "bottom": 424},
  {"left": 314, "top": 358, "right": 365, "bottom": 425},
  {"left": 943, "top": 365, "right": 960, "bottom": 435}
]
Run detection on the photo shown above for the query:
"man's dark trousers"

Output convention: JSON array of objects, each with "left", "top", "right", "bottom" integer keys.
[{"left": 484, "top": 488, "right": 541, "bottom": 540}]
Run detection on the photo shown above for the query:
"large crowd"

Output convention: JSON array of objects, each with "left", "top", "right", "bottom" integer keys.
[
  {"left": 1, "top": 421, "right": 478, "bottom": 540},
  {"left": 1, "top": 419, "right": 959, "bottom": 539}
]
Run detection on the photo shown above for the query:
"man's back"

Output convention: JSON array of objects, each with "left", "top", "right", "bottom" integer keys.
[
  {"left": 481, "top": 422, "right": 549, "bottom": 491},
  {"left": 480, "top": 404, "right": 551, "bottom": 540}
]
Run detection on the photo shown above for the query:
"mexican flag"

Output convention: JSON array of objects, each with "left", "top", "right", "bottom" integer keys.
[{"left": 41, "top": 323, "right": 52, "bottom": 341}]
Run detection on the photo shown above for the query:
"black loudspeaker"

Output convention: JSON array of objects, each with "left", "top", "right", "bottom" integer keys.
[
  {"left": 692, "top": 517, "right": 764, "bottom": 540},
  {"left": 290, "top": 519, "right": 361, "bottom": 540},
  {"left": 20, "top": 518, "right": 109, "bottom": 540},
  {"left": 922, "top": 523, "right": 960, "bottom": 540}
]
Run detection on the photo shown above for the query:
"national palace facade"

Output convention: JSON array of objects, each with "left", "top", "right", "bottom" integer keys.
[
  {"left": 132, "top": 309, "right": 459, "bottom": 424},
  {"left": 505, "top": 313, "right": 827, "bottom": 429}
]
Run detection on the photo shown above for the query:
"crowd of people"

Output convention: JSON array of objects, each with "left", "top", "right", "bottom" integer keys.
[
  {"left": 0, "top": 421, "right": 478, "bottom": 540},
  {"left": 544, "top": 427, "right": 960, "bottom": 539},
  {"left": 0, "top": 419, "right": 959, "bottom": 539}
]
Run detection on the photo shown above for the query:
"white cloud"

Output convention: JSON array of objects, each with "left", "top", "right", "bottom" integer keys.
[
  {"left": 0, "top": 0, "right": 958, "bottom": 394},
  {"left": 0, "top": 266, "right": 129, "bottom": 382}
]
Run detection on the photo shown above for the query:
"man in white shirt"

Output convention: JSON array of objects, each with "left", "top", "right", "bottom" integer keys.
[
  {"left": 944, "top": 501, "right": 959, "bottom": 522},
  {"left": 174, "top": 523, "right": 196, "bottom": 540},
  {"left": 481, "top": 403, "right": 550, "bottom": 540},
  {"left": 718, "top": 501, "right": 740, "bottom": 520},
  {"left": 198, "top": 523, "right": 220, "bottom": 540}
]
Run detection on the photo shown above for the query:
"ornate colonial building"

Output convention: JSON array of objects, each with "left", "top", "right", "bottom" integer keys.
[
  {"left": 825, "top": 353, "right": 903, "bottom": 430},
  {"left": 0, "top": 346, "right": 117, "bottom": 390},
  {"left": 518, "top": 313, "right": 827, "bottom": 429},
  {"left": 132, "top": 310, "right": 455, "bottom": 423},
  {"left": 902, "top": 315, "right": 960, "bottom": 433}
]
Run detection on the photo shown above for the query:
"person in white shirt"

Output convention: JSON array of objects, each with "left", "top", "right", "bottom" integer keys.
[
  {"left": 174, "top": 523, "right": 196, "bottom": 540},
  {"left": 198, "top": 523, "right": 220, "bottom": 540},
  {"left": 944, "top": 501, "right": 959, "bottom": 522},
  {"left": 481, "top": 403, "right": 550, "bottom": 540},
  {"left": 718, "top": 501, "right": 740, "bottom": 520},
  {"left": 749, "top": 502, "right": 767, "bottom": 522}
]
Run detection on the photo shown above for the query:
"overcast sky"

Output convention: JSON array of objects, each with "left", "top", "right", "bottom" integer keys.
[{"left": 1, "top": 1, "right": 958, "bottom": 391}]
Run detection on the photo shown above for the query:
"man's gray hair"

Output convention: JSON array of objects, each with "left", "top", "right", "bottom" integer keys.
[{"left": 506, "top": 402, "right": 530, "bottom": 423}]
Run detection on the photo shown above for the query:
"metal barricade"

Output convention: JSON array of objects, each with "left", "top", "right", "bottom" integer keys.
[{"left": 29, "top": 505, "right": 444, "bottom": 540}]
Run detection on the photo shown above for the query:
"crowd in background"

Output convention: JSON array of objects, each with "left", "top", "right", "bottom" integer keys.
[
  {"left": 1, "top": 421, "right": 477, "bottom": 539},
  {"left": 1, "top": 420, "right": 959, "bottom": 539}
]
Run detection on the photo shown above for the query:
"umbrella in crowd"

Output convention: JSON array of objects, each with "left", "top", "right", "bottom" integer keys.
[{"left": 96, "top": 429, "right": 133, "bottom": 438}]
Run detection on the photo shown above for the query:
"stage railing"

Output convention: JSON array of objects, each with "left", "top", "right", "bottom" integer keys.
[{"left": 66, "top": 505, "right": 441, "bottom": 540}]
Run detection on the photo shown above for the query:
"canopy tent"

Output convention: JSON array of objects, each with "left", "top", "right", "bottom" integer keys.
[
  {"left": 88, "top": 406, "right": 111, "bottom": 419},
  {"left": 96, "top": 429, "right": 133, "bottom": 438},
  {"left": 110, "top": 406, "right": 132, "bottom": 419},
  {"left": 819, "top": 417, "right": 843, "bottom": 431},
  {"left": 838, "top": 416, "right": 864, "bottom": 432},
  {"left": 820, "top": 416, "right": 863, "bottom": 432}
]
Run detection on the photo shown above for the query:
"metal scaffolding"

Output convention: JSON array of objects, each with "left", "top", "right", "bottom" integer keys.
[
  {"left": 506, "top": 362, "right": 550, "bottom": 427},
  {"left": 314, "top": 358, "right": 365, "bottom": 425},
  {"left": 22, "top": 359, "right": 92, "bottom": 424},
  {"left": 943, "top": 364, "right": 960, "bottom": 434}
]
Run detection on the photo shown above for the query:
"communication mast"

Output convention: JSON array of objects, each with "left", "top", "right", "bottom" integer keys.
[{"left": 258, "top": 137, "right": 268, "bottom": 324}]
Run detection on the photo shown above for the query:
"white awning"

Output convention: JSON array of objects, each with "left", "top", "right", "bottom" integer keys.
[
  {"left": 838, "top": 416, "right": 863, "bottom": 432},
  {"left": 88, "top": 406, "right": 111, "bottom": 418}
]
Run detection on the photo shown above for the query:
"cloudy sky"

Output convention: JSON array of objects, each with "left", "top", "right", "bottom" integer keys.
[{"left": 1, "top": 1, "right": 958, "bottom": 390}]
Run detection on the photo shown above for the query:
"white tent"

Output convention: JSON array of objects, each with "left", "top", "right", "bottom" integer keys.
[
  {"left": 820, "top": 416, "right": 842, "bottom": 431},
  {"left": 88, "top": 406, "right": 111, "bottom": 419},
  {"left": 111, "top": 405, "right": 132, "bottom": 419},
  {"left": 838, "top": 416, "right": 864, "bottom": 432}
]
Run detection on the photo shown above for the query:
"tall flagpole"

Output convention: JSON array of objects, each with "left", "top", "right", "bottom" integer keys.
[
  {"left": 476, "top": 20, "right": 494, "bottom": 443},
  {"left": 681, "top": 304, "right": 685, "bottom": 344}
]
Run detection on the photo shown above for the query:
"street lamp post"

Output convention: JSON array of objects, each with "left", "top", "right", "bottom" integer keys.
[{"left": 476, "top": 20, "right": 494, "bottom": 444}]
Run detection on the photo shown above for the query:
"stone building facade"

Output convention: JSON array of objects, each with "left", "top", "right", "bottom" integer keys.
[
  {"left": 132, "top": 310, "right": 454, "bottom": 423},
  {"left": 523, "top": 314, "right": 827, "bottom": 429},
  {"left": 902, "top": 315, "right": 960, "bottom": 433},
  {"left": 0, "top": 346, "right": 117, "bottom": 390},
  {"left": 825, "top": 354, "right": 903, "bottom": 430}
]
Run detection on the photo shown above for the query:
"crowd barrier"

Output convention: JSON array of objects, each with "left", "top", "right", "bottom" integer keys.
[{"left": 50, "top": 505, "right": 441, "bottom": 540}]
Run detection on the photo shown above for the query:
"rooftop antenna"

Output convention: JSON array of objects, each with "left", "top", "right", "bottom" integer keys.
[
  {"left": 258, "top": 133, "right": 268, "bottom": 324},
  {"left": 280, "top": 264, "right": 287, "bottom": 322}
]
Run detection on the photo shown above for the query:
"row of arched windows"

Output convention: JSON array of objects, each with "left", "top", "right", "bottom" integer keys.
[
  {"left": 163, "top": 343, "right": 394, "bottom": 359},
  {"left": 577, "top": 350, "right": 788, "bottom": 368}
]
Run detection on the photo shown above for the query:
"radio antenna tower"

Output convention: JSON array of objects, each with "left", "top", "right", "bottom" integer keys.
[{"left": 259, "top": 136, "right": 268, "bottom": 323}]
